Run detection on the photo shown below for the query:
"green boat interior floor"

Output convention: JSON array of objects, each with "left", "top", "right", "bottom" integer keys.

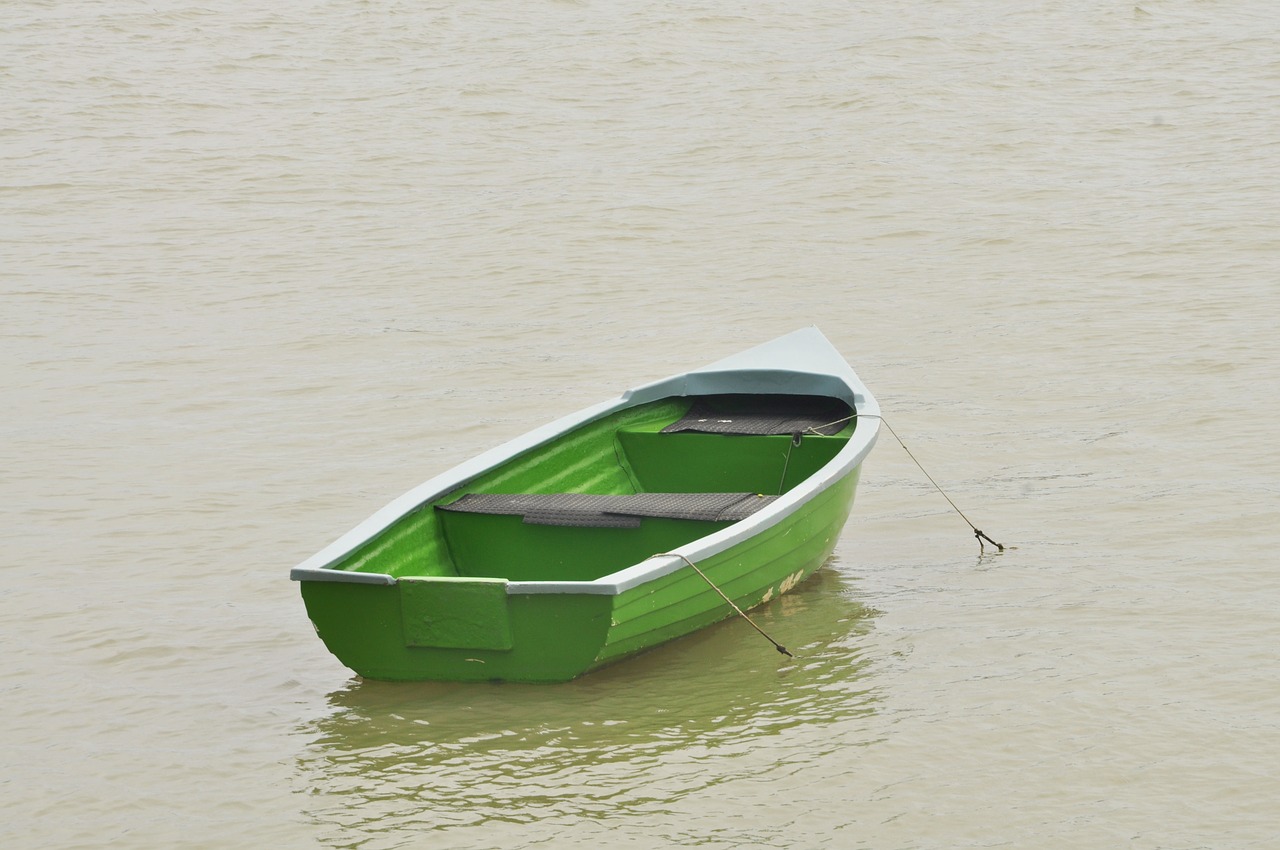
[{"left": 329, "top": 393, "right": 857, "bottom": 583}]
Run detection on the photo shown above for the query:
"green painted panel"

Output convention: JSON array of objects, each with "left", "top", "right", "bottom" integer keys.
[
  {"left": 342, "top": 507, "right": 456, "bottom": 578},
  {"left": 617, "top": 430, "right": 846, "bottom": 494},
  {"left": 438, "top": 511, "right": 737, "bottom": 581},
  {"left": 398, "top": 577, "right": 512, "bottom": 650},
  {"left": 301, "top": 578, "right": 614, "bottom": 682}
]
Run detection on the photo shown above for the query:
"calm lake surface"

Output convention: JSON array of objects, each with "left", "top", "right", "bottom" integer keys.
[{"left": 3, "top": 2, "right": 1278, "bottom": 847}]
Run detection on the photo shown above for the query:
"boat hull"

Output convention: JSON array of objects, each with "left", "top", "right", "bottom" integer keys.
[
  {"left": 291, "top": 328, "right": 880, "bottom": 683},
  {"left": 300, "top": 466, "right": 860, "bottom": 682}
]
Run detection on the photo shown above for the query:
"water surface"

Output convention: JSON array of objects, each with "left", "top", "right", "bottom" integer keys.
[{"left": 3, "top": 2, "right": 1278, "bottom": 848}]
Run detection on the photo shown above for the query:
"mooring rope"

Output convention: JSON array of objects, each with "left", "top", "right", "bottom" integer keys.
[
  {"left": 807, "top": 412, "right": 1005, "bottom": 554},
  {"left": 646, "top": 410, "right": 1003, "bottom": 662},
  {"left": 654, "top": 552, "right": 794, "bottom": 658}
]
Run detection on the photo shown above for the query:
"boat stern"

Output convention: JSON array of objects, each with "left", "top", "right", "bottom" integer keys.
[{"left": 298, "top": 574, "right": 614, "bottom": 683}]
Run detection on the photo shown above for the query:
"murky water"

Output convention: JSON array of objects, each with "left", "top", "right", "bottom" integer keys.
[{"left": 4, "top": 1, "right": 1278, "bottom": 847}]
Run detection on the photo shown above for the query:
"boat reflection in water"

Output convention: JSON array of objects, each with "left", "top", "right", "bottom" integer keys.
[{"left": 293, "top": 563, "right": 880, "bottom": 840}]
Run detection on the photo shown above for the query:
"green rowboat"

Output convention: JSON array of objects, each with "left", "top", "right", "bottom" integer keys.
[{"left": 290, "top": 327, "right": 880, "bottom": 682}]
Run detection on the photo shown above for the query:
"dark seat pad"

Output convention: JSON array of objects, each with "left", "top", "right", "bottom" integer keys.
[
  {"left": 438, "top": 492, "right": 777, "bottom": 528},
  {"left": 661, "top": 395, "right": 852, "bottom": 436}
]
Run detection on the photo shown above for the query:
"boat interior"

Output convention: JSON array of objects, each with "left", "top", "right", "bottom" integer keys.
[{"left": 334, "top": 394, "right": 856, "bottom": 583}]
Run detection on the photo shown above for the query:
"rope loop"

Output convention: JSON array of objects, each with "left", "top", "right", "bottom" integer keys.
[{"left": 808, "top": 411, "right": 1006, "bottom": 554}]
